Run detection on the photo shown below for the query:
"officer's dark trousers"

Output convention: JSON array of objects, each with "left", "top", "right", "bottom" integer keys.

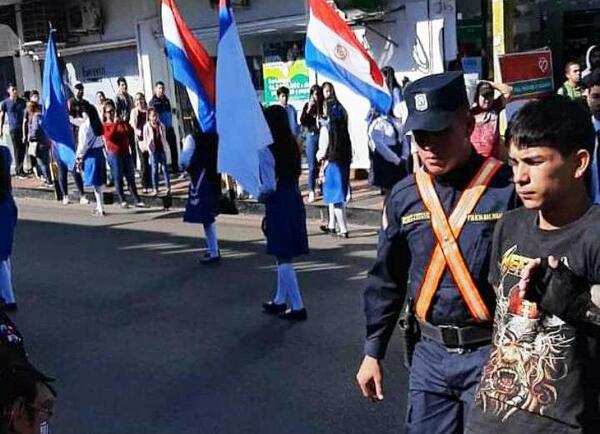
[{"left": 406, "top": 339, "right": 490, "bottom": 434}]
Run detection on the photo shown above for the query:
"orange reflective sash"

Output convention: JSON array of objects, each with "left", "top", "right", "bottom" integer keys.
[{"left": 414, "top": 158, "right": 502, "bottom": 322}]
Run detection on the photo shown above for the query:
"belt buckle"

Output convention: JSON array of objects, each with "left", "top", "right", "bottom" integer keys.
[{"left": 439, "top": 324, "right": 460, "bottom": 348}]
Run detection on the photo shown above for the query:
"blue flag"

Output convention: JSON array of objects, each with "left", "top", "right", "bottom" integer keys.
[
  {"left": 216, "top": 0, "right": 273, "bottom": 198},
  {"left": 42, "top": 31, "right": 76, "bottom": 170}
]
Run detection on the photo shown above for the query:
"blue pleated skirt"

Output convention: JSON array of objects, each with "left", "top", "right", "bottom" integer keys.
[
  {"left": 0, "top": 196, "right": 17, "bottom": 261},
  {"left": 264, "top": 181, "right": 309, "bottom": 259},
  {"left": 183, "top": 169, "right": 220, "bottom": 225},
  {"left": 82, "top": 147, "right": 107, "bottom": 187},
  {"left": 323, "top": 162, "right": 349, "bottom": 205}
]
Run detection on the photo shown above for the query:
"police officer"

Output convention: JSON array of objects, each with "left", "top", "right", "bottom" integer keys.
[{"left": 356, "top": 72, "right": 516, "bottom": 433}]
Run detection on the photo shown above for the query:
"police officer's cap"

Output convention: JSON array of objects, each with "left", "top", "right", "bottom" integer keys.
[{"left": 404, "top": 71, "right": 469, "bottom": 132}]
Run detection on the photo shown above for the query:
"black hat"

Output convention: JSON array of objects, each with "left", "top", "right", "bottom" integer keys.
[{"left": 404, "top": 71, "right": 469, "bottom": 132}]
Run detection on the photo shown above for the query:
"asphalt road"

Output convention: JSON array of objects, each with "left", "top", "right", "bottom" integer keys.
[{"left": 8, "top": 198, "right": 408, "bottom": 433}]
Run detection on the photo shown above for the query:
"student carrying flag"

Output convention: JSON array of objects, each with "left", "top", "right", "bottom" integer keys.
[{"left": 162, "top": 0, "right": 221, "bottom": 264}]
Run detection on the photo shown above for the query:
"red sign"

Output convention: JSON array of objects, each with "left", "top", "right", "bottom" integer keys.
[{"left": 498, "top": 49, "right": 554, "bottom": 100}]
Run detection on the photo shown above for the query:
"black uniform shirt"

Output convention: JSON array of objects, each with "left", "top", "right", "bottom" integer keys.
[{"left": 364, "top": 151, "right": 516, "bottom": 359}]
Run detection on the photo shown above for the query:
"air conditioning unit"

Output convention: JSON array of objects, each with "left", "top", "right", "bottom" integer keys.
[{"left": 66, "top": 0, "right": 103, "bottom": 34}]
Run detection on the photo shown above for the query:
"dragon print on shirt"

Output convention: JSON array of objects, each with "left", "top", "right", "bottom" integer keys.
[{"left": 475, "top": 245, "right": 575, "bottom": 422}]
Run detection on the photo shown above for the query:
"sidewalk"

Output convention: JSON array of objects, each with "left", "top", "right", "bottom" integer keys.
[{"left": 11, "top": 170, "right": 385, "bottom": 227}]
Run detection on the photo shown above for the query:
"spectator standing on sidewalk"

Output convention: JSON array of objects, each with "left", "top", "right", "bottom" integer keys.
[
  {"left": 300, "top": 84, "right": 323, "bottom": 203},
  {"left": 64, "top": 81, "right": 91, "bottom": 205},
  {"left": 75, "top": 104, "right": 106, "bottom": 216},
  {"left": 318, "top": 82, "right": 352, "bottom": 238},
  {"left": 115, "top": 77, "right": 137, "bottom": 168},
  {"left": 557, "top": 61, "right": 585, "bottom": 101},
  {"left": 143, "top": 108, "right": 171, "bottom": 196},
  {"left": 130, "top": 92, "right": 150, "bottom": 193},
  {"left": 95, "top": 91, "right": 108, "bottom": 119},
  {"left": 180, "top": 120, "right": 221, "bottom": 265},
  {"left": 276, "top": 86, "right": 300, "bottom": 137},
  {"left": 260, "top": 105, "right": 309, "bottom": 321},
  {"left": 102, "top": 100, "right": 145, "bottom": 208},
  {"left": 0, "top": 145, "right": 17, "bottom": 311},
  {"left": 22, "top": 91, "right": 41, "bottom": 180},
  {"left": 470, "top": 80, "right": 513, "bottom": 159},
  {"left": 0, "top": 85, "right": 27, "bottom": 177},
  {"left": 24, "top": 101, "right": 51, "bottom": 187},
  {"left": 149, "top": 81, "right": 179, "bottom": 174}
]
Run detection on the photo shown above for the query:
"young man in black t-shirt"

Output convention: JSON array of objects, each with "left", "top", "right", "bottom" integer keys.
[{"left": 466, "top": 96, "right": 600, "bottom": 433}]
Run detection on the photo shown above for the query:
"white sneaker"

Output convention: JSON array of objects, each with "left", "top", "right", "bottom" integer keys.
[
  {"left": 62, "top": 197, "right": 70, "bottom": 205},
  {"left": 120, "top": 202, "right": 129, "bottom": 209},
  {"left": 308, "top": 191, "right": 315, "bottom": 203},
  {"left": 80, "top": 196, "right": 90, "bottom": 205}
]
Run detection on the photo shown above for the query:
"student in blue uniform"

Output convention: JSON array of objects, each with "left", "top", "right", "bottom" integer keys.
[
  {"left": 180, "top": 120, "right": 221, "bottom": 265},
  {"left": 317, "top": 82, "right": 352, "bottom": 238},
  {"left": 75, "top": 103, "right": 107, "bottom": 216},
  {"left": 356, "top": 72, "right": 516, "bottom": 433},
  {"left": 0, "top": 145, "right": 18, "bottom": 311},
  {"left": 260, "top": 105, "right": 309, "bottom": 321}
]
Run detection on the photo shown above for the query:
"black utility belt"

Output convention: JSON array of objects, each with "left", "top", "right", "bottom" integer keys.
[{"left": 417, "top": 319, "right": 492, "bottom": 350}]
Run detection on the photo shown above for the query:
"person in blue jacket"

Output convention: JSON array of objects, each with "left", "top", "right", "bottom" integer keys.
[
  {"left": 0, "top": 145, "right": 18, "bottom": 311},
  {"left": 260, "top": 105, "right": 309, "bottom": 321},
  {"left": 356, "top": 72, "right": 517, "bottom": 433},
  {"left": 180, "top": 120, "right": 221, "bottom": 265}
]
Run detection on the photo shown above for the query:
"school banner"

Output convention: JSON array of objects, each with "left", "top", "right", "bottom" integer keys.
[
  {"left": 498, "top": 49, "right": 554, "bottom": 100},
  {"left": 262, "top": 60, "right": 310, "bottom": 105}
]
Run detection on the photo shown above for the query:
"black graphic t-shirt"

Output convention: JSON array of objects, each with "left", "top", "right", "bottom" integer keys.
[{"left": 467, "top": 205, "right": 600, "bottom": 433}]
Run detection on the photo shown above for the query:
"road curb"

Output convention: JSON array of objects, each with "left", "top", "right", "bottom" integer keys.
[{"left": 12, "top": 187, "right": 382, "bottom": 227}]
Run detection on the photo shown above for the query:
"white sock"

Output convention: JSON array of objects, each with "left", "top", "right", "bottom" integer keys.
[
  {"left": 274, "top": 264, "right": 287, "bottom": 304},
  {"left": 279, "top": 262, "right": 304, "bottom": 310},
  {"left": 94, "top": 186, "right": 105, "bottom": 213},
  {"left": 334, "top": 205, "right": 348, "bottom": 234},
  {"left": 0, "top": 258, "right": 15, "bottom": 304},
  {"left": 328, "top": 204, "right": 335, "bottom": 229},
  {"left": 203, "top": 222, "right": 220, "bottom": 258}
]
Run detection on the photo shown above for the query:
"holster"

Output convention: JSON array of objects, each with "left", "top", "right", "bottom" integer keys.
[{"left": 398, "top": 297, "right": 418, "bottom": 370}]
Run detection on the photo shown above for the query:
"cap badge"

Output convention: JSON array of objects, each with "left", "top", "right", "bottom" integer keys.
[{"left": 415, "top": 93, "right": 428, "bottom": 111}]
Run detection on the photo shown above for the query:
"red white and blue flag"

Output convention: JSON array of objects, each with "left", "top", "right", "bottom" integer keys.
[
  {"left": 305, "top": 0, "right": 391, "bottom": 113},
  {"left": 216, "top": 0, "right": 273, "bottom": 198},
  {"left": 161, "top": 0, "right": 215, "bottom": 132}
]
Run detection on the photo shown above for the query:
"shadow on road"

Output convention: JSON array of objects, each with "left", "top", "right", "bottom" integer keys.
[{"left": 8, "top": 216, "right": 408, "bottom": 434}]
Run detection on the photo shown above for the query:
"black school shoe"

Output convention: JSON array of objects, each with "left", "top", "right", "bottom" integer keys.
[
  {"left": 279, "top": 308, "right": 307, "bottom": 321},
  {"left": 319, "top": 225, "right": 335, "bottom": 234},
  {"left": 262, "top": 301, "right": 287, "bottom": 315},
  {"left": 201, "top": 255, "right": 221, "bottom": 265}
]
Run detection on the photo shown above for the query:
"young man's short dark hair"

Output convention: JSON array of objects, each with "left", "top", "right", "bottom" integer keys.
[
  {"left": 564, "top": 61, "right": 579, "bottom": 73},
  {"left": 155, "top": 81, "right": 165, "bottom": 87},
  {"left": 506, "top": 95, "right": 595, "bottom": 157},
  {"left": 30, "top": 90, "right": 39, "bottom": 97},
  {"left": 117, "top": 77, "right": 127, "bottom": 86},
  {"left": 276, "top": 86, "right": 290, "bottom": 97},
  {"left": 583, "top": 68, "right": 600, "bottom": 88}
]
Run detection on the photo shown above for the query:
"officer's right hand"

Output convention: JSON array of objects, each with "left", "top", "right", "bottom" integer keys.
[{"left": 356, "top": 355, "right": 384, "bottom": 401}]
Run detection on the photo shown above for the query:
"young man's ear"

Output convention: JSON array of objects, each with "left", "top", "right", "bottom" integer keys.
[{"left": 573, "top": 149, "right": 591, "bottom": 179}]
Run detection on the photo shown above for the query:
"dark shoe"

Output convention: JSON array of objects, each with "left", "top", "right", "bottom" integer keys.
[
  {"left": 320, "top": 225, "right": 335, "bottom": 234},
  {"left": 337, "top": 232, "right": 349, "bottom": 239},
  {"left": 262, "top": 301, "right": 287, "bottom": 315},
  {"left": 3, "top": 303, "right": 17, "bottom": 312},
  {"left": 201, "top": 255, "right": 221, "bottom": 265},
  {"left": 279, "top": 308, "right": 307, "bottom": 321}
]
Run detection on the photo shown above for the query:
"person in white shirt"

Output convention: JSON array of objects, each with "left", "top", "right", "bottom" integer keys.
[
  {"left": 367, "top": 109, "right": 409, "bottom": 195},
  {"left": 75, "top": 104, "right": 107, "bottom": 216}
]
